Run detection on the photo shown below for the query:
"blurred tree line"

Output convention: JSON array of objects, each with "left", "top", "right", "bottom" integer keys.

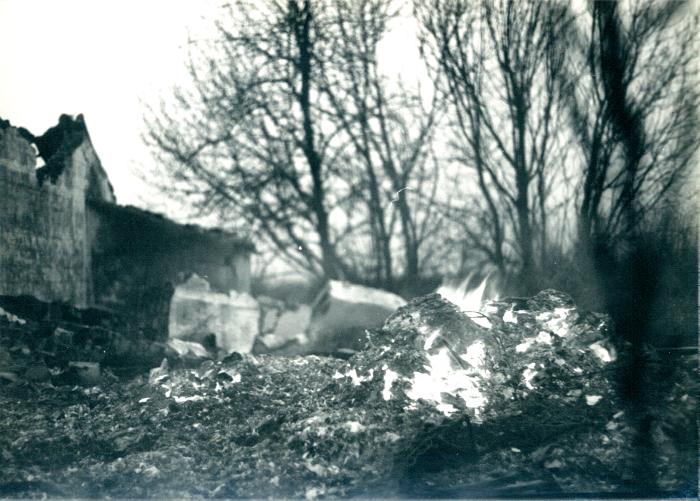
[{"left": 145, "top": 0, "right": 697, "bottom": 336}]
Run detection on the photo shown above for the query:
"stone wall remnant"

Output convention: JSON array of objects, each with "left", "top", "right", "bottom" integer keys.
[
  {"left": 0, "top": 114, "right": 254, "bottom": 342},
  {"left": 168, "top": 274, "right": 259, "bottom": 354},
  {"left": 87, "top": 199, "right": 253, "bottom": 338},
  {"left": 0, "top": 116, "right": 109, "bottom": 307}
]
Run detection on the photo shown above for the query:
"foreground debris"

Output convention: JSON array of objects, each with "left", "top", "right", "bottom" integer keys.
[{"left": 0, "top": 291, "right": 696, "bottom": 498}]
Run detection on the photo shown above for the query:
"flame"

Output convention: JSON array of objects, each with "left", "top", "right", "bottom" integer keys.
[
  {"left": 386, "top": 271, "right": 503, "bottom": 418},
  {"left": 405, "top": 346, "right": 489, "bottom": 417},
  {"left": 436, "top": 271, "right": 499, "bottom": 313}
]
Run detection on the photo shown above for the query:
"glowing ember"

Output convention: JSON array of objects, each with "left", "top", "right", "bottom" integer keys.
[
  {"left": 422, "top": 327, "right": 442, "bottom": 350},
  {"left": 515, "top": 339, "right": 534, "bottom": 353},
  {"left": 344, "top": 421, "right": 366, "bottom": 433},
  {"left": 502, "top": 308, "right": 517, "bottom": 324},
  {"left": 585, "top": 395, "right": 603, "bottom": 406},
  {"left": 334, "top": 368, "right": 374, "bottom": 385},
  {"left": 536, "top": 331, "right": 553, "bottom": 344},
  {"left": 459, "top": 340, "right": 488, "bottom": 374},
  {"left": 522, "top": 363, "right": 538, "bottom": 390},
  {"left": 515, "top": 330, "right": 554, "bottom": 353},
  {"left": 589, "top": 342, "right": 616, "bottom": 363},
  {"left": 536, "top": 307, "right": 574, "bottom": 337}
]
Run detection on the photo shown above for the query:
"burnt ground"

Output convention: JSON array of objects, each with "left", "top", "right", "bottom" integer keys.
[
  {"left": 1, "top": 352, "right": 696, "bottom": 499},
  {"left": 0, "top": 293, "right": 697, "bottom": 499}
]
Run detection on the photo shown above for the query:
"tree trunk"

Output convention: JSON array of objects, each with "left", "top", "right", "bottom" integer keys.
[{"left": 292, "top": 0, "right": 342, "bottom": 280}]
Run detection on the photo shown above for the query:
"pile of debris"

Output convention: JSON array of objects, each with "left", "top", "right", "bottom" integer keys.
[
  {"left": 166, "top": 276, "right": 405, "bottom": 359},
  {"left": 1, "top": 289, "right": 695, "bottom": 498},
  {"left": 0, "top": 278, "right": 405, "bottom": 386},
  {"left": 0, "top": 295, "right": 167, "bottom": 386}
]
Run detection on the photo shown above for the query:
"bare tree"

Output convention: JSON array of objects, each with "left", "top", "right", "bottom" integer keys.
[
  {"left": 318, "top": 0, "right": 441, "bottom": 289},
  {"left": 416, "top": 0, "right": 573, "bottom": 293},
  {"left": 558, "top": 0, "right": 699, "bottom": 248},
  {"left": 145, "top": 0, "right": 343, "bottom": 279},
  {"left": 556, "top": 1, "right": 700, "bottom": 490},
  {"left": 145, "top": 0, "right": 441, "bottom": 289}
]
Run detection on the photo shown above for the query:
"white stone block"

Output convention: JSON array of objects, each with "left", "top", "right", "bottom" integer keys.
[{"left": 168, "top": 275, "right": 260, "bottom": 354}]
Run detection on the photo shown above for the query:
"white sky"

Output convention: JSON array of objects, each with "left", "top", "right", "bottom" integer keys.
[
  {"left": 0, "top": 0, "right": 217, "bottom": 209},
  {"left": 1, "top": 0, "right": 694, "bottom": 216},
  {"left": 0, "top": 0, "right": 422, "bottom": 215}
]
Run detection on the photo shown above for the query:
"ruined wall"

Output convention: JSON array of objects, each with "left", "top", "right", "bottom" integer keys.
[
  {"left": 88, "top": 200, "right": 253, "bottom": 338},
  {"left": 1, "top": 115, "right": 253, "bottom": 340},
  {"left": 0, "top": 121, "right": 94, "bottom": 307}
]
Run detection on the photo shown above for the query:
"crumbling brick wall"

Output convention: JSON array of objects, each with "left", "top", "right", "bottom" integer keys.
[{"left": 0, "top": 119, "right": 96, "bottom": 307}]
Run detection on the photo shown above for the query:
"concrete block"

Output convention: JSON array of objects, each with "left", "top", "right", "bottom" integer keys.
[{"left": 168, "top": 275, "right": 260, "bottom": 354}]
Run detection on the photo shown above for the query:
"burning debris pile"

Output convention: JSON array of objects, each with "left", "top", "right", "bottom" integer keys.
[
  {"left": 0, "top": 289, "right": 696, "bottom": 498},
  {"left": 356, "top": 290, "right": 619, "bottom": 420}
]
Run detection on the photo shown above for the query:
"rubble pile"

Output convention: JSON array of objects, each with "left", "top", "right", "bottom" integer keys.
[
  {"left": 0, "top": 290, "right": 696, "bottom": 498},
  {"left": 0, "top": 296, "right": 166, "bottom": 385}
]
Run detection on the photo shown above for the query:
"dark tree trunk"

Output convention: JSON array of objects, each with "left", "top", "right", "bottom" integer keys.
[
  {"left": 292, "top": 0, "right": 342, "bottom": 280},
  {"left": 592, "top": 1, "right": 655, "bottom": 489}
]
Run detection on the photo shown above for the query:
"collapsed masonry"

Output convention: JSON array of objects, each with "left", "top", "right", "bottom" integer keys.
[
  {"left": 0, "top": 115, "right": 404, "bottom": 356},
  {"left": 0, "top": 115, "right": 254, "bottom": 342}
]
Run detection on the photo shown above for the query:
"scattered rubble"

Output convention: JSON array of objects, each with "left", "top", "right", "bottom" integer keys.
[
  {"left": 0, "top": 295, "right": 165, "bottom": 384},
  {"left": 251, "top": 280, "right": 406, "bottom": 357},
  {"left": 256, "top": 302, "right": 312, "bottom": 352},
  {"left": 0, "top": 289, "right": 695, "bottom": 498}
]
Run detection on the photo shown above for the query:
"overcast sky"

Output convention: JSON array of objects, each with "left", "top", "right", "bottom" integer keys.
[
  {"left": 0, "top": 0, "right": 421, "bottom": 215},
  {"left": 0, "top": 0, "right": 218, "bottom": 209}
]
